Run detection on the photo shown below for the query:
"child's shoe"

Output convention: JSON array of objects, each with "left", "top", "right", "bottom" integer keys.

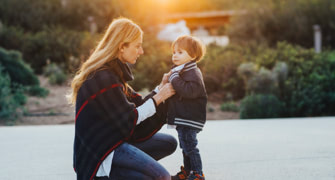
[
  {"left": 187, "top": 171, "right": 205, "bottom": 180},
  {"left": 171, "top": 166, "right": 189, "bottom": 180}
]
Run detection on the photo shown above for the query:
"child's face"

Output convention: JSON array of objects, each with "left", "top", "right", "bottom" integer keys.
[{"left": 172, "top": 45, "right": 194, "bottom": 66}]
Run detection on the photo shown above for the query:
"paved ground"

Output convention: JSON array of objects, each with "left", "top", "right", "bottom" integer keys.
[{"left": 1, "top": 117, "right": 335, "bottom": 180}]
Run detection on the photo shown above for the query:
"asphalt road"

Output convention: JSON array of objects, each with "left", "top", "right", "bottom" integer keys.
[{"left": 1, "top": 117, "right": 334, "bottom": 180}]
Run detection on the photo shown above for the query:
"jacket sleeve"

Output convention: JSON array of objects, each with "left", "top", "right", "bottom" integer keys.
[
  {"left": 127, "top": 101, "right": 168, "bottom": 142},
  {"left": 169, "top": 71, "right": 203, "bottom": 99},
  {"left": 128, "top": 87, "right": 157, "bottom": 107}
]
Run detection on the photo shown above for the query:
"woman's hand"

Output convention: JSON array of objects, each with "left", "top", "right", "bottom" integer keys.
[
  {"left": 153, "top": 83, "right": 175, "bottom": 105},
  {"left": 158, "top": 71, "right": 172, "bottom": 90}
]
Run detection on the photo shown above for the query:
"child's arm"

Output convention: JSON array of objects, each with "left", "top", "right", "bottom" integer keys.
[{"left": 168, "top": 70, "right": 204, "bottom": 99}]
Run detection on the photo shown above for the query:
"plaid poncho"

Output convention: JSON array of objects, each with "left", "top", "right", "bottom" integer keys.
[{"left": 73, "top": 60, "right": 167, "bottom": 180}]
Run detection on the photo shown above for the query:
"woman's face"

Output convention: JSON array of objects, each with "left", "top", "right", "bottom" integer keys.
[{"left": 119, "top": 36, "right": 144, "bottom": 64}]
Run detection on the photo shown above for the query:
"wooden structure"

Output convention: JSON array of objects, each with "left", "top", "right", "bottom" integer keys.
[{"left": 161, "top": 10, "right": 245, "bottom": 35}]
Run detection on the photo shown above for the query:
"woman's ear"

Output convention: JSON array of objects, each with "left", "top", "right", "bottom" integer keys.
[{"left": 119, "top": 43, "right": 125, "bottom": 53}]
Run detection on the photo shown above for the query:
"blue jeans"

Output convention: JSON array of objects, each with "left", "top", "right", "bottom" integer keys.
[
  {"left": 95, "top": 133, "right": 177, "bottom": 180},
  {"left": 176, "top": 126, "right": 202, "bottom": 174}
]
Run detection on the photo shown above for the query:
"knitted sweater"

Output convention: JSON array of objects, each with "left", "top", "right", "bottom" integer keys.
[{"left": 73, "top": 61, "right": 167, "bottom": 180}]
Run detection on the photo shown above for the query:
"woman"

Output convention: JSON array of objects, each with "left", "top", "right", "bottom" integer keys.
[{"left": 68, "top": 17, "right": 177, "bottom": 180}]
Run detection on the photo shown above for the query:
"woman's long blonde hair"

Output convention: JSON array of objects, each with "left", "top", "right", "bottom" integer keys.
[{"left": 67, "top": 17, "right": 143, "bottom": 105}]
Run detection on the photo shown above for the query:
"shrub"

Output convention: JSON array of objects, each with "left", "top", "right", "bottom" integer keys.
[
  {"left": 0, "top": 24, "right": 94, "bottom": 74},
  {"left": 240, "top": 94, "right": 283, "bottom": 119},
  {"left": 237, "top": 42, "right": 335, "bottom": 117},
  {"left": 26, "top": 85, "right": 49, "bottom": 98},
  {"left": 0, "top": 0, "right": 116, "bottom": 33},
  {"left": 202, "top": 44, "right": 246, "bottom": 99},
  {"left": 220, "top": 102, "right": 239, "bottom": 112},
  {"left": 12, "top": 84, "right": 27, "bottom": 106},
  {"left": 43, "top": 62, "right": 67, "bottom": 85},
  {"left": 22, "top": 26, "right": 83, "bottom": 73},
  {"left": 0, "top": 47, "right": 39, "bottom": 86},
  {"left": 0, "top": 65, "right": 25, "bottom": 123},
  {"left": 271, "top": 43, "right": 335, "bottom": 116},
  {"left": 238, "top": 61, "right": 288, "bottom": 95},
  {"left": 228, "top": 0, "right": 335, "bottom": 48},
  {"left": 0, "top": 47, "right": 49, "bottom": 98}
]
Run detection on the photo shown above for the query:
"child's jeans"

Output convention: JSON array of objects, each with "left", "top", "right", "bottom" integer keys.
[{"left": 176, "top": 126, "right": 203, "bottom": 174}]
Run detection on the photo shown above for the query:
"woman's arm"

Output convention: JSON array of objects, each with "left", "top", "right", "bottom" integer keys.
[
  {"left": 152, "top": 83, "right": 175, "bottom": 105},
  {"left": 129, "top": 71, "right": 172, "bottom": 106},
  {"left": 135, "top": 83, "right": 175, "bottom": 124}
]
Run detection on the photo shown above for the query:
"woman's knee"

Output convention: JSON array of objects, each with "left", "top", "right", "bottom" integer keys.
[
  {"left": 153, "top": 167, "right": 170, "bottom": 180},
  {"left": 164, "top": 134, "right": 178, "bottom": 154}
]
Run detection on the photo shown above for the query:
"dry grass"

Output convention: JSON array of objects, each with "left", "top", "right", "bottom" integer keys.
[{"left": 16, "top": 76, "right": 239, "bottom": 126}]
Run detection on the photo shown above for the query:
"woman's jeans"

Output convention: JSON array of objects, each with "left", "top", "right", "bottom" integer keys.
[
  {"left": 95, "top": 133, "right": 177, "bottom": 180},
  {"left": 176, "top": 126, "right": 202, "bottom": 174}
]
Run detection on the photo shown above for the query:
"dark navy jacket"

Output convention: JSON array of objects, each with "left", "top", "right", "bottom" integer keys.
[{"left": 167, "top": 61, "right": 207, "bottom": 130}]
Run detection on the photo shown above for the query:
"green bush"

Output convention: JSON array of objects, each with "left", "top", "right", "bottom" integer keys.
[
  {"left": 201, "top": 44, "right": 245, "bottom": 99},
  {"left": 220, "top": 102, "right": 239, "bottom": 112},
  {"left": 237, "top": 42, "right": 335, "bottom": 117},
  {"left": 0, "top": 47, "right": 39, "bottom": 86},
  {"left": 0, "top": 65, "right": 25, "bottom": 123},
  {"left": 0, "top": 24, "right": 95, "bottom": 74},
  {"left": 228, "top": 0, "right": 335, "bottom": 48},
  {"left": 0, "top": 47, "right": 49, "bottom": 98},
  {"left": 238, "top": 61, "right": 288, "bottom": 95},
  {"left": 43, "top": 62, "right": 67, "bottom": 85},
  {"left": 0, "top": 0, "right": 116, "bottom": 33},
  {"left": 267, "top": 43, "right": 335, "bottom": 117},
  {"left": 22, "top": 26, "right": 84, "bottom": 73},
  {"left": 26, "top": 85, "right": 49, "bottom": 98},
  {"left": 240, "top": 94, "right": 283, "bottom": 119}
]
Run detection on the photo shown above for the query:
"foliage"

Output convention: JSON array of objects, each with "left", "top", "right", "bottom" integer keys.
[
  {"left": 240, "top": 94, "right": 283, "bottom": 119},
  {"left": 0, "top": 65, "right": 25, "bottom": 124},
  {"left": 238, "top": 42, "right": 335, "bottom": 117},
  {"left": 0, "top": 47, "right": 49, "bottom": 98},
  {"left": 228, "top": 0, "right": 335, "bottom": 48},
  {"left": 0, "top": 47, "right": 39, "bottom": 86},
  {"left": 275, "top": 44, "right": 335, "bottom": 116},
  {"left": 43, "top": 62, "right": 68, "bottom": 85},
  {"left": 0, "top": 25, "right": 88, "bottom": 73},
  {"left": 26, "top": 85, "right": 49, "bottom": 98},
  {"left": 220, "top": 101, "right": 239, "bottom": 112},
  {"left": 238, "top": 61, "right": 288, "bottom": 95},
  {"left": 0, "top": 0, "right": 116, "bottom": 32},
  {"left": 201, "top": 44, "right": 246, "bottom": 99}
]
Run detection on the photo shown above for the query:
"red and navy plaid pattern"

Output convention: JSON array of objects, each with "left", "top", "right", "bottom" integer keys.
[{"left": 73, "top": 70, "right": 167, "bottom": 180}]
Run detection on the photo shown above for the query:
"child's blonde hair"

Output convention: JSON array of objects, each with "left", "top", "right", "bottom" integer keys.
[
  {"left": 67, "top": 17, "right": 143, "bottom": 105},
  {"left": 172, "top": 35, "right": 206, "bottom": 62}
]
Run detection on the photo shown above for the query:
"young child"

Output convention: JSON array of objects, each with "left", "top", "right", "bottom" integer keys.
[{"left": 167, "top": 35, "right": 207, "bottom": 180}]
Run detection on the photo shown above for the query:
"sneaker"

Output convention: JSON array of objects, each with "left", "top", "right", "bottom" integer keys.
[
  {"left": 171, "top": 166, "right": 189, "bottom": 180},
  {"left": 187, "top": 171, "right": 205, "bottom": 180}
]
